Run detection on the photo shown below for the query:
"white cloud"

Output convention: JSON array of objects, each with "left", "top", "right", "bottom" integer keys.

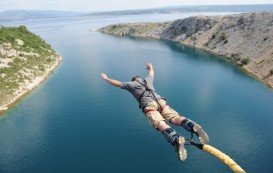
[{"left": 0, "top": 0, "right": 273, "bottom": 12}]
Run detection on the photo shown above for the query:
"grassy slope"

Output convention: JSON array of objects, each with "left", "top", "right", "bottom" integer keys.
[{"left": 0, "top": 26, "right": 58, "bottom": 106}]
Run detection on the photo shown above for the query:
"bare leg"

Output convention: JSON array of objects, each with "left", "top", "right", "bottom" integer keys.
[
  {"left": 144, "top": 102, "right": 187, "bottom": 161},
  {"left": 158, "top": 120, "right": 187, "bottom": 161},
  {"left": 170, "top": 116, "right": 186, "bottom": 125},
  {"left": 170, "top": 116, "right": 209, "bottom": 144},
  {"left": 157, "top": 120, "right": 171, "bottom": 132}
]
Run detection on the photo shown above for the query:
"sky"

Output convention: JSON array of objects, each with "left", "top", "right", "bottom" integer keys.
[{"left": 1, "top": 0, "right": 273, "bottom": 12}]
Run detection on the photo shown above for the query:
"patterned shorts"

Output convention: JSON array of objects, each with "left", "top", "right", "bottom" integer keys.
[{"left": 144, "top": 99, "right": 180, "bottom": 129}]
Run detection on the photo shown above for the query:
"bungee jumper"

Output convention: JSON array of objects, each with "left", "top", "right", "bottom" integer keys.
[
  {"left": 100, "top": 63, "right": 246, "bottom": 173},
  {"left": 100, "top": 63, "right": 208, "bottom": 161}
]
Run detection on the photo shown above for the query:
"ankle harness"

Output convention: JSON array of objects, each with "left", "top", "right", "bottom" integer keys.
[
  {"left": 162, "top": 128, "right": 179, "bottom": 146},
  {"left": 181, "top": 119, "right": 195, "bottom": 133}
]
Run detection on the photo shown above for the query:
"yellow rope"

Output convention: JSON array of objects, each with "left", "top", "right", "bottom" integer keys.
[{"left": 202, "top": 144, "right": 246, "bottom": 173}]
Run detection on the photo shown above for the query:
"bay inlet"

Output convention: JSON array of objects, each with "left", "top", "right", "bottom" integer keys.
[{"left": 0, "top": 12, "right": 273, "bottom": 173}]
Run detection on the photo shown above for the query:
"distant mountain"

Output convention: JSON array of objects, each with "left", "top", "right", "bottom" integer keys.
[
  {"left": 1, "top": 4, "right": 273, "bottom": 22},
  {"left": 87, "top": 4, "right": 273, "bottom": 16},
  {"left": 0, "top": 10, "right": 85, "bottom": 22}
]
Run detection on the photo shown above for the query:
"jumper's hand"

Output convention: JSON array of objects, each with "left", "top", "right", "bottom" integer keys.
[
  {"left": 100, "top": 73, "right": 108, "bottom": 80},
  {"left": 146, "top": 63, "right": 153, "bottom": 70}
]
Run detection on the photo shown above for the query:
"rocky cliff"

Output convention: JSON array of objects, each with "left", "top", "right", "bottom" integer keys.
[
  {"left": 98, "top": 12, "right": 273, "bottom": 88},
  {"left": 0, "top": 26, "right": 61, "bottom": 113}
]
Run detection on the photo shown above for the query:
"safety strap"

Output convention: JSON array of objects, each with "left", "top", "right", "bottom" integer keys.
[{"left": 136, "top": 79, "right": 163, "bottom": 111}]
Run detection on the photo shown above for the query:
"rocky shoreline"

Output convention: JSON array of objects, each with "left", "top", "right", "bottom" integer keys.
[
  {"left": 0, "top": 56, "right": 61, "bottom": 114},
  {"left": 0, "top": 26, "right": 62, "bottom": 115},
  {"left": 98, "top": 12, "right": 273, "bottom": 89}
]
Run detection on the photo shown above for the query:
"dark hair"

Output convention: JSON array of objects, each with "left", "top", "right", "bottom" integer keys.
[{"left": 131, "top": 76, "right": 140, "bottom": 82}]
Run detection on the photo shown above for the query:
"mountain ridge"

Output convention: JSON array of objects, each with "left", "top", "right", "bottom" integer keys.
[{"left": 98, "top": 12, "right": 273, "bottom": 88}]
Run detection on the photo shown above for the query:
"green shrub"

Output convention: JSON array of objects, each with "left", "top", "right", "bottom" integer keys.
[
  {"left": 218, "top": 32, "right": 228, "bottom": 44},
  {"left": 211, "top": 33, "right": 216, "bottom": 39},
  {"left": 270, "top": 69, "right": 273, "bottom": 75},
  {"left": 46, "top": 58, "right": 52, "bottom": 62},
  {"left": 241, "top": 58, "right": 250, "bottom": 65},
  {"left": 0, "top": 25, "right": 59, "bottom": 104},
  {"left": 219, "top": 32, "right": 227, "bottom": 41},
  {"left": 0, "top": 26, "right": 51, "bottom": 53},
  {"left": 110, "top": 25, "right": 117, "bottom": 30},
  {"left": 18, "top": 25, "right": 28, "bottom": 34}
]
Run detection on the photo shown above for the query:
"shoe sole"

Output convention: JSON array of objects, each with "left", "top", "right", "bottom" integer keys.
[
  {"left": 193, "top": 125, "right": 209, "bottom": 144},
  {"left": 177, "top": 137, "right": 187, "bottom": 161}
]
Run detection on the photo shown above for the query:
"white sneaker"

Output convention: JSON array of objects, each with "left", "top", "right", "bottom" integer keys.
[
  {"left": 193, "top": 124, "right": 209, "bottom": 144},
  {"left": 175, "top": 137, "right": 187, "bottom": 161}
]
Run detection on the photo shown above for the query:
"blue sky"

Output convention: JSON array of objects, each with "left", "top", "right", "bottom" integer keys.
[{"left": 1, "top": 0, "right": 273, "bottom": 12}]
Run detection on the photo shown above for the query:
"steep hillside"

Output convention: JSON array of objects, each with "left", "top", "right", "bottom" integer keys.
[
  {"left": 0, "top": 25, "right": 61, "bottom": 113},
  {"left": 98, "top": 12, "right": 273, "bottom": 88}
]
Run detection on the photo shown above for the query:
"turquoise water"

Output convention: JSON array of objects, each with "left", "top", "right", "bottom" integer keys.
[{"left": 1, "top": 13, "right": 273, "bottom": 173}]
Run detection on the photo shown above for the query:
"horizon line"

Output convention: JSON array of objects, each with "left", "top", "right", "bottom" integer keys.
[{"left": 1, "top": 3, "right": 273, "bottom": 13}]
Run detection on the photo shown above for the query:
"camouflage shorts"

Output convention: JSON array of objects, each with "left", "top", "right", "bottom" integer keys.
[{"left": 144, "top": 99, "right": 180, "bottom": 129}]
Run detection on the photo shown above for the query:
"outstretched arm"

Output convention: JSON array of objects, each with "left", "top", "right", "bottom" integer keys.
[
  {"left": 100, "top": 73, "right": 122, "bottom": 87},
  {"left": 146, "top": 63, "right": 154, "bottom": 77}
]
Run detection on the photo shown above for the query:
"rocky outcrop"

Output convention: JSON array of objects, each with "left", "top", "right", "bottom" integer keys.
[
  {"left": 98, "top": 12, "right": 273, "bottom": 88},
  {"left": 0, "top": 26, "right": 61, "bottom": 114}
]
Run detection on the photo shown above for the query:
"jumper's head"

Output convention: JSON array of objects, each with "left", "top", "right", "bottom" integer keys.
[{"left": 131, "top": 76, "right": 140, "bottom": 82}]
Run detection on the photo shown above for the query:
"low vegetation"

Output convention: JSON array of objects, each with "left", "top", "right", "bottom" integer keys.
[
  {"left": 0, "top": 25, "right": 59, "bottom": 107},
  {"left": 0, "top": 25, "right": 52, "bottom": 55},
  {"left": 241, "top": 58, "right": 250, "bottom": 65},
  {"left": 270, "top": 68, "right": 273, "bottom": 75}
]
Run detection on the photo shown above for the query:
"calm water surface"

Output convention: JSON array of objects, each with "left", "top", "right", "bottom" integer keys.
[{"left": 0, "top": 13, "right": 273, "bottom": 173}]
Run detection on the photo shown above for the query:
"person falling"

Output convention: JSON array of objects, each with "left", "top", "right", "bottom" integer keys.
[{"left": 100, "top": 63, "right": 209, "bottom": 161}]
